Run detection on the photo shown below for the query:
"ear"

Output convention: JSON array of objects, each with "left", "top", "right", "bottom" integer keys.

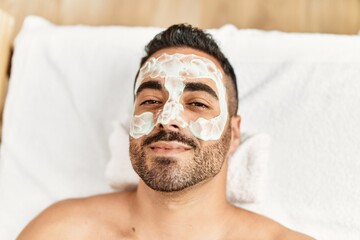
[{"left": 228, "top": 115, "right": 241, "bottom": 156}]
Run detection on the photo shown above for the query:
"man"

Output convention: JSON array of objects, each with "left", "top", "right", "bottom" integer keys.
[{"left": 18, "top": 24, "right": 313, "bottom": 239}]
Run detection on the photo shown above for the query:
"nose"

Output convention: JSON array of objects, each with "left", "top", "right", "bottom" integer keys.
[
  {"left": 155, "top": 99, "right": 187, "bottom": 131},
  {"left": 158, "top": 120, "right": 181, "bottom": 132}
]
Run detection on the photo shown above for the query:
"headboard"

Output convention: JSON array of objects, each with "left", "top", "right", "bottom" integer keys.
[{"left": 1, "top": 0, "right": 360, "bottom": 36}]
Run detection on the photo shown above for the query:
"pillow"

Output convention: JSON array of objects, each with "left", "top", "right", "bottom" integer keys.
[{"left": 1, "top": 16, "right": 360, "bottom": 239}]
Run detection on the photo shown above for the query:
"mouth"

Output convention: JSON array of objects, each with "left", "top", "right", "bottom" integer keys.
[{"left": 148, "top": 141, "right": 192, "bottom": 154}]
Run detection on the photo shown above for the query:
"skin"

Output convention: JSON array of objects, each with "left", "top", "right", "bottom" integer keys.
[{"left": 17, "top": 47, "right": 314, "bottom": 240}]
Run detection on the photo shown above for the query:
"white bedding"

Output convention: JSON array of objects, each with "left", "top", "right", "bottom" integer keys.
[{"left": 0, "top": 16, "right": 360, "bottom": 239}]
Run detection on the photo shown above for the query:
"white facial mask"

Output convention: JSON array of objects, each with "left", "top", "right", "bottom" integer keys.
[{"left": 130, "top": 53, "right": 228, "bottom": 141}]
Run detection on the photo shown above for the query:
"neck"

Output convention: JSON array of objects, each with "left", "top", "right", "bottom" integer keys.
[{"left": 131, "top": 162, "right": 233, "bottom": 240}]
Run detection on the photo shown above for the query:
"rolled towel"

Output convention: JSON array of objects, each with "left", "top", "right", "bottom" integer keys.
[{"left": 226, "top": 132, "right": 270, "bottom": 203}]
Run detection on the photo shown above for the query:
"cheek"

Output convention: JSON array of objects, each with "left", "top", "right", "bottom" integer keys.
[
  {"left": 129, "top": 112, "right": 156, "bottom": 139},
  {"left": 183, "top": 92, "right": 228, "bottom": 141}
]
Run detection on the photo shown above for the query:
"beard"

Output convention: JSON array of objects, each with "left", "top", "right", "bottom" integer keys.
[{"left": 129, "top": 126, "right": 232, "bottom": 192}]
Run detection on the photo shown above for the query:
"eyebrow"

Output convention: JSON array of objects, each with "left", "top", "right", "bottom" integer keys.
[
  {"left": 184, "top": 82, "right": 218, "bottom": 100},
  {"left": 136, "top": 80, "right": 162, "bottom": 95}
]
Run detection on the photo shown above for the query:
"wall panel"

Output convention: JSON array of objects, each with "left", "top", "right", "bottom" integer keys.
[{"left": 0, "top": 0, "right": 359, "bottom": 37}]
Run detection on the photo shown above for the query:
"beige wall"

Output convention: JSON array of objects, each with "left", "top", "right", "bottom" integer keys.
[{"left": 1, "top": 0, "right": 360, "bottom": 36}]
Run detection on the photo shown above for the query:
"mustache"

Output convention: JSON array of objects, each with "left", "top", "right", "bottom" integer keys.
[{"left": 142, "top": 130, "right": 198, "bottom": 149}]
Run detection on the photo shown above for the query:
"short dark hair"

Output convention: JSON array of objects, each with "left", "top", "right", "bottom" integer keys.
[{"left": 136, "top": 23, "right": 238, "bottom": 116}]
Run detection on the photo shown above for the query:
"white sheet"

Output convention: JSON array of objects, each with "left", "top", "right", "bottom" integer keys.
[{"left": 0, "top": 16, "right": 359, "bottom": 239}]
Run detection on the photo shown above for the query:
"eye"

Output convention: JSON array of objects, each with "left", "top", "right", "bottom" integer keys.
[
  {"left": 140, "top": 100, "right": 162, "bottom": 105},
  {"left": 188, "top": 102, "right": 209, "bottom": 109}
]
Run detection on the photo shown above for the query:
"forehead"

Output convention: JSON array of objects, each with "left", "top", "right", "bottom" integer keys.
[
  {"left": 135, "top": 48, "right": 226, "bottom": 92},
  {"left": 148, "top": 47, "right": 225, "bottom": 75}
]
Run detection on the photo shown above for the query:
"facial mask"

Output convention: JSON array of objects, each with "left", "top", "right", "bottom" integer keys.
[{"left": 130, "top": 53, "right": 228, "bottom": 141}]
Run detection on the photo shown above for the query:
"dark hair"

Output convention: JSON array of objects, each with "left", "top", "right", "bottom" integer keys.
[{"left": 136, "top": 23, "right": 238, "bottom": 116}]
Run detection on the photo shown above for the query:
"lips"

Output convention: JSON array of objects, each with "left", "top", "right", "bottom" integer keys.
[{"left": 149, "top": 141, "right": 192, "bottom": 154}]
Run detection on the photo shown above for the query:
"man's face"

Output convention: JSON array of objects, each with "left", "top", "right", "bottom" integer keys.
[{"left": 129, "top": 48, "right": 232, "bottom": 192}]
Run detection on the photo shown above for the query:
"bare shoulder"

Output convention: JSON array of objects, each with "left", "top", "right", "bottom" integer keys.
[
  {"left": 17, "top": 191, "right": 134, "bottom": 240},
  {"left": 276, "top": 229, "right": 315, "bottom": 240},
  {"left": 228, "top": 206, "right": 315, "bottom": 240}
]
